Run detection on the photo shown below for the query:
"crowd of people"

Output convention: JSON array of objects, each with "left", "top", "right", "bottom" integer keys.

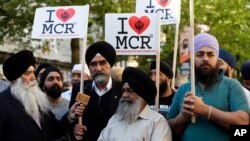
[{"left": 0, "top": 33, "right": 250, "bottom": 141}]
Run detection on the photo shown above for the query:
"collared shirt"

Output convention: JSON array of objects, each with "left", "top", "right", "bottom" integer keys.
[
  {"left": 61, "top": 89, "right": 72, "bottom": 101},
  {"left": 98, "top": 105, "right": 172, "bottom": 141},
  {"left": 168, "top": 71, "right": 250, "bottom": 141},
  {"left": 93, "top": 77, "right": 112, "bottom": 97}
]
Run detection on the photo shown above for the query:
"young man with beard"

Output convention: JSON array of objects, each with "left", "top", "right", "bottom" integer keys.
[
  {"left": 167, "top": 33, "right": 250, "bottom": 141},
  {"left": 39, "top": 66, "right": 69, "bottom": 120},
  {"left": 148, "top": 60, "right": 175, "bottom": 118},
  {"left": 218, "top": 49, "right": 250, "bottom": 107},
  {"left": 69, "top": 41, "right": 123, "bottom": 141},
  {"left": 0, "top": 50, "right": 85, "bottom": 141},
  {"left": 95, "top": 67, "right": 172, "bottom": 141}
]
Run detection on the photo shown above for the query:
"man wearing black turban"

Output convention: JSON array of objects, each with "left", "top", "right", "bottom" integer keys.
[
  {"left": 149, "top": 60, "right": 175, "bottom": 118},
  {"left": 0, "top": 50, "right": 85, "bottom": 141},
  {"left": 97, "top": 67, "right": 172, "bottom": 141},
  {"left": 70, "top": 41, "right": 122, "bottom": 141}
]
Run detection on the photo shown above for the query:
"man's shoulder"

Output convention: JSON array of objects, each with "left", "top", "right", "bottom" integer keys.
[
  {"left": 0, "top": 88, "right": 11, "bottom": 99},
  {"left": 221, "top": 76, "right": 242, "bottom": 87}
]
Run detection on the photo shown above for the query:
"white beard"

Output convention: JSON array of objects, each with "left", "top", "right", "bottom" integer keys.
[
  {"left": 115, "top": 97, "right": 143, "bottom": 123},
  {"left": 94, "top": 74, "right": 108, "bottom": 85},
  {"left": 11, "top": 78, "right": 51, "bottom": 128}
]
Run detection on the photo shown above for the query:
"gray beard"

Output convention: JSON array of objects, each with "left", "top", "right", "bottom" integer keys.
[
  {"left": 94, "top": 74, "right": 109, "bottom": 85},
  {"left": 11, "top": 78, "right": 50, "bottom": 127},
  {"left": 115, "top": 97, "right": 143, "bottom": 123}
]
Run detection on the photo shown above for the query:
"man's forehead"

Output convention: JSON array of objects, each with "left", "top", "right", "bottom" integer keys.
[
  {"left": 197, "top": 46, "right": 216, "bottom": 53},
  {"left": 46, "top": 72, "right": 61, "bottom": 78},
  {"left": 122, "top": 82, "right": 130, "bottom": 88},
  {"left": 218, "top": 58, "right": 227, "bottom": 64},
  {"left": 26, "top": 65, "right": 35, "bottom": 72},
  {"left": 91, "top": 53, "right": 106, "bottom": 62}
]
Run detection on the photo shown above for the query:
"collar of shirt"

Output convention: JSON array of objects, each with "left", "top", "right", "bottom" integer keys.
[
  {"left": 138, "top": 105, "right": 153, "bottom": 120},
  {"left": 92, "top": 77, "right": 112, "bottom": 96}
]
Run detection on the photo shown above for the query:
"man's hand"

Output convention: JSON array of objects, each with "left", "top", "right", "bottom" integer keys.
[
  {"left": 68, "top": 102, "right": 85, "bottom": 121},
  {"left": 74, "top": 124, "right": 87, "bottom": 140},
  {"left": 182, "top": 92, "right": 209, "bottom": 118}
]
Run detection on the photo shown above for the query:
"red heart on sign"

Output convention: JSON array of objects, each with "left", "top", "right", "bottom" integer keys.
[
  {"left": 129, "top": 16, "right": 150, "bottom": 35},
  {"left": 157, "top": 0, "right": 171, "bottom": 7},
  {"left": 56, "top": 8, "right": 75, "bottom": 23}
]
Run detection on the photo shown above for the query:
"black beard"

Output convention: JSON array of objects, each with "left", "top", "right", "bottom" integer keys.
[
  {"left": 195, "top": 62, "right": 220, "bottom": 87},
  {"left": 44, "top": 85, "right": 62, "bottom": 99},
  {"left": 159, "top": 80, "right": 168, "bottom": 96}
]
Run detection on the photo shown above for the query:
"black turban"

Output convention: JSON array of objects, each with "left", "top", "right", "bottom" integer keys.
[
  {"left": 150, "top": 60, "right": 173, "bottom": 79},
  {"left": 35, "top": 63, "right": 52, "bottom": 78},
  {"left": 39, "top": 66, "right": 63, "bottom": 90},
  {"left": 85, "top": 41, "right": 116, "bottom": 67},
  {"left": 122, "top": 67, "right": 156, "bottom": 103},
  {"left": 3, "top": 50, "right": 35, "bottom": 81}
]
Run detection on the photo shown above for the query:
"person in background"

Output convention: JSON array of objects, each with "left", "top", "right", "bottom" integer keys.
[
  {"left": 69, "top": 41, "right": 123, "bottom": 141},
  {"left": 39, "top": 66, "right": 69, "bottom": 120},
  {"left": 61, "top": 64, "right": 91, "bottom": 101},
  {"left": 148, "top": 60, "right": 175, "bottom": 118},
  {"left": 39, "top": 66, "right": 71, "bottom": 141},
  {"left": 218, "top": 49, "right": 237, "bottom": 78},
  {"left": 241, "top": 60, "right": 250, "bottom": 92},
  {"left": 35, "top": 63, "right": 52, "bottom": 83},
  {"left": 0, "top": 50, "right": 85, "bottom": 141},
  {"left": 167, "top": 33, "right": 249, "bottom": 141},
  {"left": 110, "top": 66, "right": 124, "bottom": 82},
  {"left": 218, "top": 49, "right": 250, "bottom": 107}
]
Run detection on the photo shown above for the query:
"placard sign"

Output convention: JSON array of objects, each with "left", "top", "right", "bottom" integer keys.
[
  {"left": 105, "top": 13, "right": 160, "bottom": 55},
  {"left": 32, "top": 5, "right": 89, "bottom": 39},
  {"left": 136, "top": 0, "right": 181, "bottom": 25}
]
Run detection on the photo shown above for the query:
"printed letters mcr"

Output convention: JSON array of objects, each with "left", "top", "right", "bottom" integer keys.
[
  {"left": 116, "top": 16, "right": 151, "bottom": 50},
  {"left": 43, "top": 9, "right": 75, "bottom": 34}
]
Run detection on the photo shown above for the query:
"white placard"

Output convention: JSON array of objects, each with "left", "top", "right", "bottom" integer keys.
[
  {"left": 136, "top": 0, "right": 181, "bottom": 25},
  {"left": 32, "top": 5, "right": 89, "bottom": 39},
  {"left": 105, "top": 13, "right": 160, "bottom": 55}
]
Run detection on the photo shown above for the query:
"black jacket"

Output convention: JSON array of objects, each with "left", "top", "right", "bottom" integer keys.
[
  {"left": 69, "top": 79, "right": 122, "bottom": 141},
  {"left": 0, "top": 88, "right": 71, "bottom": 141}
]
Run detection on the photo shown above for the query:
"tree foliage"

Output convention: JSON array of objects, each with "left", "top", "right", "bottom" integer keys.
[{"left": 0, "top": 0, "right": 250, "bottom": 71}]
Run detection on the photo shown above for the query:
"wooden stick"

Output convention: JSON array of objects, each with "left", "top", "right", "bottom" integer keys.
[
  {"left": 189, "top": 0, "right": 196, "bottom": 123},
  {"left": 171, "top": 23, "right": 180, "bottom": 90}
]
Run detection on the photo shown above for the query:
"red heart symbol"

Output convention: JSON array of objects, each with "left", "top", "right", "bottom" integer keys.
[
  {"left": 56, "top": 8, "right": 75, "bottom": 23},
  {"left": 129, "top": 16, "right": 150, "bottom": 35},
  {"left": 157, "top": 0, "right": 171, "bottom": 7}
]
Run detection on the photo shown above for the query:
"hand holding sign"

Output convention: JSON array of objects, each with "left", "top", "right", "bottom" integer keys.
[
  {"left": 68, "top": 102, "right": 86, "bottom": 121},
  {"left": 75, "top": 92, "right": 90, "bottom": 125}
]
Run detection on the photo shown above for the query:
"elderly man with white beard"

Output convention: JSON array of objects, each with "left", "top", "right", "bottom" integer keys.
[
  {"left": 0, "top": 50, "right": 85, "bottom": 141},
  {"left": 74, "top": 67, "right": 172, "bottom": 141}
]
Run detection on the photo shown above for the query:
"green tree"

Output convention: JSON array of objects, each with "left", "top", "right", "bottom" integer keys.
[{"left": 1, "top": 0, "right": 250, "bottom": 75}]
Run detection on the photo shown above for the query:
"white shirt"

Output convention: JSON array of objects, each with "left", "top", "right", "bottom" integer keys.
[
  {"left": 98, "top": 106, "right": 172, "bottom": 141},
  {"left": 61, "top": 89, "right": 72, "bottom": 101},
  {"left": 93, "top": 77, "right": 112, "bottom": 97},
  {"left": 243, "top": 87, "right": 250, "bottom": 108}
]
